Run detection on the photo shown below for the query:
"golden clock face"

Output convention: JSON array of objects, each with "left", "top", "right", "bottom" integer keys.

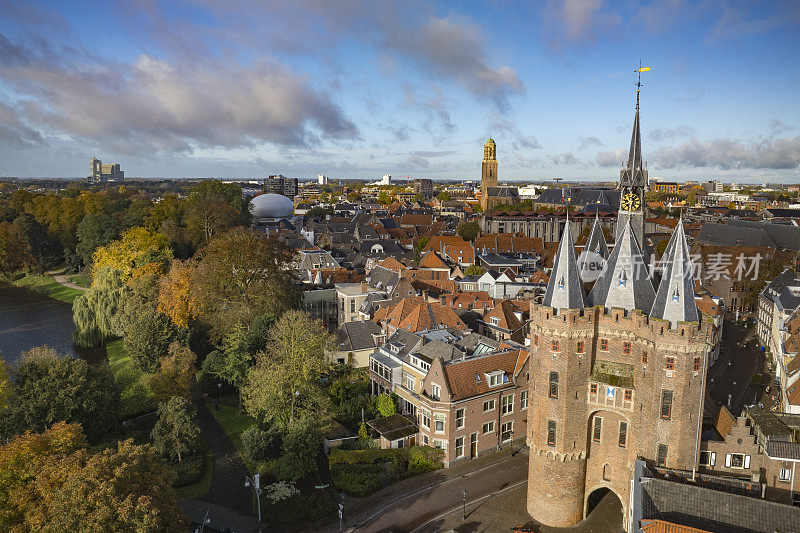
[{"left": 621, "top": 192, "right": 641, "bottom": 211}]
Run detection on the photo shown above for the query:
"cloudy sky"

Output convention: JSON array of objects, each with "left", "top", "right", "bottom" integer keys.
[{"left": 1, "top": 0, "right": 799, "bottom": 181}]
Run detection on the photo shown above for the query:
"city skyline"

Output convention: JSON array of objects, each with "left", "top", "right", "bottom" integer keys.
[{"left": 1, "top": 1, "right": 799, "bottom": 181}]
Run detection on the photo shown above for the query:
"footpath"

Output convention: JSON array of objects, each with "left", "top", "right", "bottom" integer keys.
[{"left": 45, "top": 268, "right": 87, "bottom": 291}]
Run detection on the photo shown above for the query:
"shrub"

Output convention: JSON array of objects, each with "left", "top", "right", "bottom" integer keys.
[
  {"left": 263, "top": 481, "right": 300, "bottom": 504},
  {"left": 241, "top": 426, "right": 281, "bottom": 462},
  {"left": 329, "top": 448, "right": 397, "bottom": 466},
  {"left": 262, "top": 491, "right": 336, "bottom": 525},
  {"left": 330, "top": 463, "right": 389, "bottom": 497},
  {"left": 172, "top": 451, "right": 206, "bottom": 487},
  {"left": 403, "top": 446, "right": 444, "bottom": 477}
]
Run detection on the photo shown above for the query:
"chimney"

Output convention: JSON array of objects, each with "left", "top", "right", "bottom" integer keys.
[{"left": 361, "top": 281, "right": 369, "bottom": 292}]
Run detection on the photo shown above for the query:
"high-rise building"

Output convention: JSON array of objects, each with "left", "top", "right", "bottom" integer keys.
[
  {"left": 413, "top": 178, "right": 433, "bottom": 199},
  {"left": 87, "top": 157, "right": 124, "bottom": 183},
  {"left": 263, "top": 174, "right": 298, "bottom": 198},
  {"left": 318, "top": 174, "right": 328, "bottom": 185},
  {"left": 526, "top": 94, "right": 712, "bottom": 531}
]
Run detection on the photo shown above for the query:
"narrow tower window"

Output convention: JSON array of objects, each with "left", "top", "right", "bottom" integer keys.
[
  {"left": 549, "top": 372, "right": 559, "bottom": 399},
  {"left": 592, "top": 417, "right": 602, "bottom": 443},
  {"left": 547, "top": 420, "right": 556, "bottom": 446},
  {"left": 660, "top": 390, "right": 673, "bottom": 420}
]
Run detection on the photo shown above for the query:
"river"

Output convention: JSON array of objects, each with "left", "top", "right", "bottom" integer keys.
[{"left": 0, "top": 283, "right": 104, "bottom": 365}]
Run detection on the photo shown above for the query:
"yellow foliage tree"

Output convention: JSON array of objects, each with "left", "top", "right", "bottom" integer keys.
[
  {"left": 92, "top": 227, "right": 171, "bottom": 282},
  {"left": 157, "top": 259, "right": 197, "bottom": 329}
]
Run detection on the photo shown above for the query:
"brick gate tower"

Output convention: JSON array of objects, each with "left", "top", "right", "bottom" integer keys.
[{"left": 526, "top": 98, "right": 714, "bottom": 530}]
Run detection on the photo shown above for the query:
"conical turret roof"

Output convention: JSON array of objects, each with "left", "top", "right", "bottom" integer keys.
[
  {"left": 542, "top": 221, "right": 586, "bottom": 310},
  {"left": 588, "top": 219, "right": 655, "bottom": 313},
  {"left": 650, "top": 219, "right": 699, "bottom": 327},
  {"left": 584, "top": 213, "right": 609, "bottom": 259}
]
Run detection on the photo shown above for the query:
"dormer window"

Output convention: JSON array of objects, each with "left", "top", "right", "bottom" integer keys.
[
  {"left": 672, "top": 288, "right": 680, "bottom": 302},
  {"left": 619, "top": 271, "right": 627, "bottom": 288},
  {"left": 558, "top": 277, "right": 565, "bottom": 291},
  {"left": 486, "top": 371, "right": 505, "bottom": 387},
  {"left": 490, "top": 317, "right": 500, "bottom": 326}
]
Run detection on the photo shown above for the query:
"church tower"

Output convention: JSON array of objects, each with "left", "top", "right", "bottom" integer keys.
[
  {"left": 480, "top": 138, "right": 498, "bottom": 211},
  {"left": 616, "top": 80, "right": 649, "bottom": 249}
]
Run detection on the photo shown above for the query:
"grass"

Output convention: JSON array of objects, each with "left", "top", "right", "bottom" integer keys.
[
  {"left": 106, "top": 338, "right": 157, "bottom": 419},
  {"left": 205, "top": 400, "right": 256, "bottom": 461},
  {"left": 10, "top": 273, "right": 85, "bottom": 304},
  {"left": 68, "top": 273, "right": 91, "bottom": 288}
]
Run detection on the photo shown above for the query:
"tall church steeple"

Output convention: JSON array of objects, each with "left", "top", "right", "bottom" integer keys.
[
  {"left": 480, "top": 138, "right": 498, "bottom": 211},
  {"left": 616, "top": 66, "right": 650, "bottom": 249}
]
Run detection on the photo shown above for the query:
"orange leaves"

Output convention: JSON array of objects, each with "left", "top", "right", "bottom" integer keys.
[{"left": 157, "top": 259, "right": 197, "bottom": 329}]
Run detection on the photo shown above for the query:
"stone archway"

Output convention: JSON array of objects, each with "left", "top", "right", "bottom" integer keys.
[{"left": 584, "top": 485, "right": 624, "bottom": 528}]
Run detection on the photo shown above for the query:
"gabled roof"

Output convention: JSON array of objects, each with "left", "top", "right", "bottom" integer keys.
[
  {"left": 365, "top": 265, "right": 400, "bottom": 292},
  {"left": 377, "top": 297, "right": 467, "bottom": 333},
  {"left": 483, "top": 299, "right": 525, "bottom": 331},
  {"left": 441, "top": 349, "right": 527, "bottom": 401},
  {"left": 543, "top": 220, "right": 586, "bottom": 310},
  {"left": 588, "top": 219, "right": 655, "bottom": 313},
  {"left": 337, "top": 320, "right": 383, "bottom": 351},
  {"left": 650, "top": 219, "right": 699, "bottom": 327},
  {"left": 419, "top": 250, "right": 449, "bottom": 269}
]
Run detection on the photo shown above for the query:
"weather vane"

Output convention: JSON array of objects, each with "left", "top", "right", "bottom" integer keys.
[{"left": 635, "top": 61, "right": 651, "bottom": 109}]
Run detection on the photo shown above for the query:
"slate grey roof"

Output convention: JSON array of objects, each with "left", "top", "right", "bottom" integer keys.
[
  {"left": 766, "top": 440, "right": 800, "bottom": 460},
  {"left": 485, "top": 186, "right": 519, "bottom": 198},
  {"left": 411, "top": 339, "right": 466, "bottom": 363},
  {"left": 695, "top": 222, "right": 778, "bottom": 248},
  {"left": 762, "top": 208, "right": 800, "bottom": 218},
  {"left": 619, "top": 106, "right": 647, "bottom": 189},
  {"left": 584, "top": 213, "right": 609, "bottom": 259},
  {"left": 337, "top": 320, "right": 383, "bottom": 351},
  {"left": 639, "top": 476, "right": 800, "bottom": 532},
  {"left": 479, "top": 253, "right": 523, "bottom": 267},
  {"left": 457, "top": 332, "right": 501, "bottom": 354},
  {"left": 727, "top": 219, "right": 800, "bottom": 251},
  {"left": 761, "top": 269, "right": 800, "bottom": 313},
  {"left": 589, "top": 219, "right": 655, "bottom": 313},
  {"left": 651, "top": 219, "right": 699, "bottom": 327},
  {"left": 384, "top": 329, "right": 421, "bottom": 359},
  {"left": 543, "top": 219, "right": 586, "bottom": 310},
  {"left": 537, "top": 187, "right": 620, "bottom": 209},
  {"left": 365, "top": 265, "right": 400, "bottom": 292}
]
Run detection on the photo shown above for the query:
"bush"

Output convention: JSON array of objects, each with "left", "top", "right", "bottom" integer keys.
[
  {"left": 262, "top": 491, "right": 336, "bottom": 525},
  {"left": 339, "top": 437, "right": 377, "bottom": 451},
  {"left": 329, "top": 448, "right": 397, "bottom": 466},
  {"left": 172, "top": 451, "right": 207, "bottom": 487},
  {"left": 241, "top": 425, "right": 281, "bottom": 462},
  {"left": 330, "top": 463, "right": 389, "bottom": 497},
  {"left": 403, "top": 446, "right": 444, "bottom": 477}
]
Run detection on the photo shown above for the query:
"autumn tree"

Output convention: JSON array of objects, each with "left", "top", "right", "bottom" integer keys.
[
  {"left": 0, "top": 221, "right": 32, "bottom": 274},
  {"left": 157, "top": 259, "right": 197, "bottom": 328},
  {"left": 243, "top": 310, "right": 333, "bottom": 428},
  {"left": 124, "top": 306, "right": 178, "bottom": 373},
  {"left": 149, "top": 342, "right": 197, "bottom": 401},
  {"left": 0, "top": 347, "right": 119, "bottom": 442},
  {"left": 151, "top": 396, "right": 201, "bottom": 463},
  {"left": 0, "top": 423, "right": 186, "bottom": 532},
  {"left": 0, "top": 361, "right": 10, "bottom": 410},
  {"left": 185, "top": 179, "right": 249, "bottom": 246},
  {"left": 92, "top": 226, "right": 171, "bottom": 281},
  {"left": 191, "top": 228, "right": 299, "bottom": 340}
]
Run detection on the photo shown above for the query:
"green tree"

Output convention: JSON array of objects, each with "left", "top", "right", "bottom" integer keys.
[
  {"left": 463, "top": 264, "right": 486, "bottom": 276},
  {"left": 378, "top": 191, "right": 391, "bottom": 205},
  {"left": 243, "top": 311, "right": 333, "bottom": 428},
  {"left": 411, "top": 193, "right": 424, "bottom": 203},
  {"left": 457, "top": 221, "right": 481, "bottom": 242},
  {"left": 0, "top": 347, "right": 119, "bottom": 442},
  {"left": 186, "top": 180, "right": 249, "bottom": 246},
  {"left": 375, "top": 393, "right": 397, "bottom": 417},
  {"left": 273, "top": 418, "right": 322, "bottom": 481},
  {"left": 149, "top": 342, "right": 197, "bottom": 401},
  {"left": 150, "top": 396, "right": 201, "bottom": 463},
  {"left": 13, "top": 214, "right": 52, "bottom": 272},
  {"left": 0, "top": 221, "right": 33, "bottom": 274},
  {"left": 0, "top": 361, "right": 10, "bottom": 410},
  {"left": 436, "top": 191, "right": 451, "bottom": 202},
  {"left": 191, "top": 228, "right": 299, "bottom": 341},
  {"left": 72, "top": 267, "right": 129, "bottom": 347},
  {"left": 124, "top": 306, "right": 178, "bottom": 373},
  {"left": 75, "top": 212, "right": 118, "bottom": 266}
]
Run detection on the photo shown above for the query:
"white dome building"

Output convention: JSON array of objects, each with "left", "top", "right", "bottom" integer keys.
[{"left": 250, "top": 193, "right": 294, "bottom": 219}]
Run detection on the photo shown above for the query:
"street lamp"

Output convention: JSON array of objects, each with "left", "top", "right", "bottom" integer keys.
[
  {"left": 462, "top": 488, "right": 468, "bottom": 520},
  {"left": 244, "top": 474, "right": 263, "bottom": 533},
  {"left": 194, "top": 508, "right": 211, "bottom": 533}
]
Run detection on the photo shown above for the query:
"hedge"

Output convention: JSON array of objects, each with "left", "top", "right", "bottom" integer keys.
[
  {"left": 329, "top": 446, "right": 443, "bottom": 497},
  {"left": 262, "top": 491, "right": 337, "bottom": 525},
  {"left": 330, "top": 463, "right": 390, "bottom": 497}
]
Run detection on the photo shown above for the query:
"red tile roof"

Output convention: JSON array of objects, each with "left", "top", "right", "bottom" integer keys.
[{"left": 442, "top": 349, "right": 528, "bottom": 401}]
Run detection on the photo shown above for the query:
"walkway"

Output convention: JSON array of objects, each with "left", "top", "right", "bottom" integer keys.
[
  {"left": 707, "top": 321, "right": 761, "bottom": 416},
  {"left": 193, "top": 401, "right": 254, "bottom": 518},
  {"left": 182, "top": 499, "right": 261, "bottom": 533},
  {"left": 45, "top": 268, "right": 87, "bottom": 291}
]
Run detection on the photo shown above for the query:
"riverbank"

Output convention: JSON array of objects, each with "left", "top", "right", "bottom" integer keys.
[{"left": 3, "top": 272, "right": 85, "bottom": 304}]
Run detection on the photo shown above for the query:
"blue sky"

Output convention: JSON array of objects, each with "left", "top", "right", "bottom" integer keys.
[{"left": 0, "top": 0, "right": 799, "bottom": 181}]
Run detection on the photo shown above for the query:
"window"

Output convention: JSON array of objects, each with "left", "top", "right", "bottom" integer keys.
[
  {"left": 779, "top": 468, "right": 791, "bottom": 482},
  {"left": 520, "top": 390, "right": 528, "bottom": 409},
  {"left": 693, "top": 356, "right": 701, "bottom": 372},
  {"left": 482, "top": 421, "right": 495, "bottom": 434},
  {"left": 552, "top": 339, "right": 559, "bottom": 352},
  {"left": 726, "top": 453, "right": 750, "bottom": 469},
  {"left": 455, "top": 408, "right": 465, "bottom": 429},
  {"left": 600, "top": 338, "right": 608, "bottom": 351},
  {"left": 421, "top": 409, "right": 431, "bottom": 430},
  {"left": 434, "top": 414, "right": 445, "bottom": 433},
  {"left": 623, "top": 341, "right": 631, "bottom": 355},
  {"left": 665, "top": 357, "right": 675, "bottom": 370},
  {"left": 488, "top": 373, "right": 504, "bottom": 387},
  {"left": 699, "top": 451, "right": 716, "bottom": 466},
  {"left": 660, "top": 390, "right": 673, "bottom": 420},
  {"left": 592, "top": 417, "right": 602, "bottom": 442},
  {"left": 576, "top": 341, "right": 584, "bottom": 354},
  {"left": 547, "top": 420, "right": 556, "bottom": 446},
  {"left": 534, "top": 334, "right": 539, "bottom": 346},
  {"left": 350, "top": 299, "right": 356, "bottom": 313},
  {"left": 431, "top": 383, "right": 441, "bottom": 401},
  {"left": 455, "top": 437, "right": 465, "bottom": 458},
  {"left": 501, "top": 421, "right": 513, "bottom": 442},
  {"left": 483, "top": 399, "right": 495, "bottom": 412},
  {"left": 618, "top": 422, "right": 627, "bottom": 447},
  {"left": 548, "top": 372, "right": 559, "bottom": 399},
  {"left": 642, "top": 350, "right": 648, "bottom": 364},
  {"left": 422, "top": 434, "right": 429, "bottom": 445},
  {"left": 590, "top": 383, "right": 598, "bottom": 395},
  {"left": 624, "top": 389, "right": 632, "bottom": 401},
  {"left": 502, "top": 394, "right": 514, "bottom": 415},
  {"left": 657, "top": 444, "right": 668, "bottom": 467},
  {"left": 403, "top": 373, "right": 415, "bottom": 392},
  {"left": 433, "top": 439, "right": 447, "bottom": 452}
]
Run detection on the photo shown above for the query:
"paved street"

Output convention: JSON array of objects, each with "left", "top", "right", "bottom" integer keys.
[{"left": 707, "top": 321, "right": 762, "bottom": 415}]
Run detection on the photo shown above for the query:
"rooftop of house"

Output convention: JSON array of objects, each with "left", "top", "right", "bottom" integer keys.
[{"left": 441, "top": 348, "right": 528, "bottom": 402}]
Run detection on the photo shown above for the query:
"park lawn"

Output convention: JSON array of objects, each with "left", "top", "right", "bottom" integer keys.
[
  {"left": 106, "top": 339, "right": 157, "bottom": 419},
  {"left": 12, "top": 273, "right": 84, "bottom": 304},
  {"left": 68, "top": 273, "right": 91, "bottom": 287},
  {"left": 205, "top": 401, "right": 256, "bottom": 462}
]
